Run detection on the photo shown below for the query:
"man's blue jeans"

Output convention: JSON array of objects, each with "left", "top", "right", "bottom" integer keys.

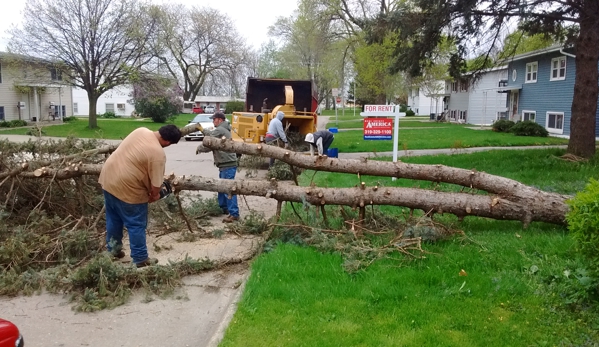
[
  {"left": 218, "top": 167, "right": 239, "bottom": 217},
  {"left": 103, "top": 190, "right": 148, "bottom": 264}
]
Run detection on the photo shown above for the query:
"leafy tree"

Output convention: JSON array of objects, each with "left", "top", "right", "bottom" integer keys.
[
  {"left": 498, "top": 30, "right": 556, "bottom": 59},
  {"left": 130, "top": 75, "right": 182, "bottom": 123},
  {"left": 381, "top": 0, "right": 599, "bottom": 158},
  {"left": 154, "top": 5, "right": 247, "bottom": 102},
  {"left": 268, "top": 0, "right": 345, "bottom": 106},
  {"left": 9, "top": 0, "right": 159, "bottom": 129}
]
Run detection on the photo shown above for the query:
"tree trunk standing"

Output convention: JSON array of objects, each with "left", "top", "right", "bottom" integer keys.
[
  {"left": 567, "top": 1, "right": 599, "bottom": 158},
  {"left": 87, "top": 92, "right": 99, "bottom": 129}
]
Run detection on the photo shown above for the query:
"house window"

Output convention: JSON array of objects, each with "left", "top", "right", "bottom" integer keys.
[
  {"left": 511, "top": 69, "right": 517, "bottom": 82},
  {"left": 73, "top": 103, "right": 78, "bottom": 114},
  {"left": 522, "top": 111, "right": 536, "bottom": 122},
  {"left": 450, "top": 110, "right": 457, "bottom": 120},
  {"left": 117, "top": 103, "right": 126, "bottom": 111},
  {"left": 451, "top": 81, "right": 458, "bottom": 92},
  {"left": 50, "top": 67, "right": 62, "bottom": 81},
  {"left": 105, "top": 103, "right": 115, "bottom": 113},
  {"left": 0, "top": 106, "right": 4, "bottom": 120},
  {"left": 460, "top": 81, "right": 468, "bottom": 92},
  {"left": 458, "top": 110, "right": 467, "bottom": 122},
  {"left": 550, "top": 57, "right": 566, "bottom": 81},
  {"left": 525, "top": 62, "right": 538, "bottom": 83},
  {"left": 546, "top": 112, "right": 564, "bottom": 134}
]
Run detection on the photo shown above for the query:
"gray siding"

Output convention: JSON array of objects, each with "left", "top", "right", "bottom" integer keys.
[
  {"left": 467, "top": 69, "right": 508, "bottom": 125},
  {"left": 0, "top": 59, "right": 73, "bottom": 122}
]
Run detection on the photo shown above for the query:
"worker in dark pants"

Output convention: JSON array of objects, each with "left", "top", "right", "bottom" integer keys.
[{"left": 304, "top": 130, "right": 335, "bottom": 156}]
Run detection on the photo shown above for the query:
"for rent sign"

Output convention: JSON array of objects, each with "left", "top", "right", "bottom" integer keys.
[{"left": 364, "top": 118, "right": 393, "bottom": 140}]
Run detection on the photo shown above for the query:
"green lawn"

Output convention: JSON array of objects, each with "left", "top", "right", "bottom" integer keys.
[
  {"left": 0, "top": 115, "right": 569, "bottom": 152},
  {"left": 220, "top": 148, "right": 599, "bottom": 347},
  {"left": 0, "top": 114, "right": 197, "bottom": 139},
  {"left": 332, "top": 127, "right": 568, "bottom": 153}
]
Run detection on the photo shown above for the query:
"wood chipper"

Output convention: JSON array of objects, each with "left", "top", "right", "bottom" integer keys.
[{"left": 230, "top": 78, "right": 318, "bottom": 143}]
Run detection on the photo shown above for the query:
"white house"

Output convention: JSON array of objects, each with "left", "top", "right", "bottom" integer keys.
[
  {"left": 72, "top": 85, "right": 135, "bottom": 117},
  {"left": 407, "top": 80, "right": 446, "bottom": 116},
  {"left": 445, "top": 66, "right": 509, "bottom": 125},
  {"left": 0, "top": 52, "right": 73, "bottom": 122}
]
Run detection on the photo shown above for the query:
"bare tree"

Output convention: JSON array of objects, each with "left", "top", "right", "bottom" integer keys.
[
  {"left": 8, "top": 0, "right": 159, "bottom": 128},
  {"left": 154, "top": 5, "right": 248, "bottom": 102}
]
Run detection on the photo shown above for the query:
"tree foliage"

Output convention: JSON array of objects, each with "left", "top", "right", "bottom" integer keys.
[
  {"left": 154, "top": 4, "right": 247, "bottom": 102},
  {"left": 130, "top": 75, "right": 182, "bottom": 123},
  {"left": 8, "top": 0, "right": 159, "bottom": 129},
  {"left": 269, "top": 0, "right": 347, "bottom": 108},
  {"left": 376, "top": 0, "right": 599, "bottom": 158}
]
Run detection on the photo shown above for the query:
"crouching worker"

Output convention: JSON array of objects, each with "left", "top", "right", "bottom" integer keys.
[
  {"left": 305, "top": 130, "right": 335, "bottom": 156},
  {"left": 195, "top": 112, "right": 240, "bottom": 223},
  {"left": 265, "top": 111, "right": 289, "bottom": 168},
  {"left": 98, "top": 125, "right": 181, "bottom": 268}
]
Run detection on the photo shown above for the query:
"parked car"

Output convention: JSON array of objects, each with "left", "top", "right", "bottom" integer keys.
[
  {"left": 0, "top": 318, "right": 24, "bottom": 347},
  {"left": 192, "top": 106, "right": 204, "bottom": 114},
  {"left": 204, "top": 105, "right": 215, "bottom": 113},
  {"left": 219, "top": 106, "right": 225, "bottom": 113},
  {"left": 184, "top": 114, "right": 215, "bottom": 141}
]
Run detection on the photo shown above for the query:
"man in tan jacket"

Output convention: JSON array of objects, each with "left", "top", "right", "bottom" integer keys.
[{"left": 98, "top": 125, "right": 181, "bottom": 268}]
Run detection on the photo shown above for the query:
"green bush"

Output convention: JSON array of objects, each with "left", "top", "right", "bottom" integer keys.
[
  {"left": 100, "top": 111, "right": 119, "bottom": 119},
  {"left": 565, "top": 178, "right": 599, "bottom": 302},
  {"left": 9, "top": 120, "right": 28, "bottom": 127},
  {"left": 566, "top": 179, "right": 599, "bottom": 268},
  {"left": 510, "top": 120, "right": 548, "bottom": 137},
  {"left": 399, "top": 104, "right": 408, "bottom": 112},
  {"left": 492, "top": 119, "right": 515, "bottom": 132},
  {"left": 0, "top": 120, "right": 28, "bottom": 128},
  {"left": 63, "top": 116, "right": 78, "bottom": 122},
  {"left": 405, "top": 109, "right": 416, "bottom": 117},
  {"left": 225, "top": 100, "right": 245, "bottom": 113},
  {"left": 136, "top": 98, "right": 178, "bottom": 123}
]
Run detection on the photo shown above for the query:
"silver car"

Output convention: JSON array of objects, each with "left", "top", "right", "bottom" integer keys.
[{"left": 184, "top": 114, "right": 214, "bottom": 141}]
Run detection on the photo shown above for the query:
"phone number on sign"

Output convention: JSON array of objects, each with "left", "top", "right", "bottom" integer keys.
[{"left": 364, "top": 129, "right": 392, "bottom": 135}]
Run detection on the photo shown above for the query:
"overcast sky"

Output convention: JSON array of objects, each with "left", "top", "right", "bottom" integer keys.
[{"left": 0, "top": 0, "right": 298, "bottom": 51}]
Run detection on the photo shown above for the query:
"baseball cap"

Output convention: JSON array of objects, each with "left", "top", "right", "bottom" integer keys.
[{"left": 209, "top": 112, "right": 226, "bottom": 120}]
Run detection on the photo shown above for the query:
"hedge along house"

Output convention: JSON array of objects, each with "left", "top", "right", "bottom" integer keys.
[
  {"left": 0, "top": 52, "right": 72, "bottom": 122},
  {"left": 503, "top": 45, "right": 597, "bottom": 137}
]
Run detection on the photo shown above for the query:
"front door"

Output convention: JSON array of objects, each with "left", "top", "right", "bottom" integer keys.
[{"left": 509, "top": 91, "right": 519, "bottom": 121}]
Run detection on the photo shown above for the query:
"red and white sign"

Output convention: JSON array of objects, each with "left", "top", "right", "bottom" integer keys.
[
  {"left": 336, "top": 96, "right": 341, "bottom": 103},
  {"left": 363, "top": 118, "right": 393, "bottom": 140}
]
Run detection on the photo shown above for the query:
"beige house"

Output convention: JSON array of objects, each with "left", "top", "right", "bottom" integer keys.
[{"left": 0, "top": 52, "right": 72, "bottom": 122}]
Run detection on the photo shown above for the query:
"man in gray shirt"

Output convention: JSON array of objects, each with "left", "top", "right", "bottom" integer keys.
[{"left": 264, "top": 111, "right": 289, "bottom": 167}]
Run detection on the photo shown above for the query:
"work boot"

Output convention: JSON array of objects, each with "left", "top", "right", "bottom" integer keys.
[
  {"left": 222, "top": 215, "right": 240, "bottom": 223},
  {"left": 136, "top": 258, "right": 158, "bottom": 268},
  {"left": 109, "top": 250, "right": 126, "bottom": 260}
]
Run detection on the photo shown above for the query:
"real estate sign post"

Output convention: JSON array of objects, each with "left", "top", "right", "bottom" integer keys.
[{"left": 361, "top": 105, "right": 406, "bottom": 181}]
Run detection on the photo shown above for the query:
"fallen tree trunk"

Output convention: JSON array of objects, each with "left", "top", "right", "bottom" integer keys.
[
  {"left": 202, "top": 136, "right": 570, "bottom": 222},
  {"left": 1, "top": 129, "right": 570, "bottom": 226},
  {"left": 8, "top": 162, "right": 567, "bottom": 225},
  {"left": 170, "top": 175, "right": 565, "bottom": 225}
]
